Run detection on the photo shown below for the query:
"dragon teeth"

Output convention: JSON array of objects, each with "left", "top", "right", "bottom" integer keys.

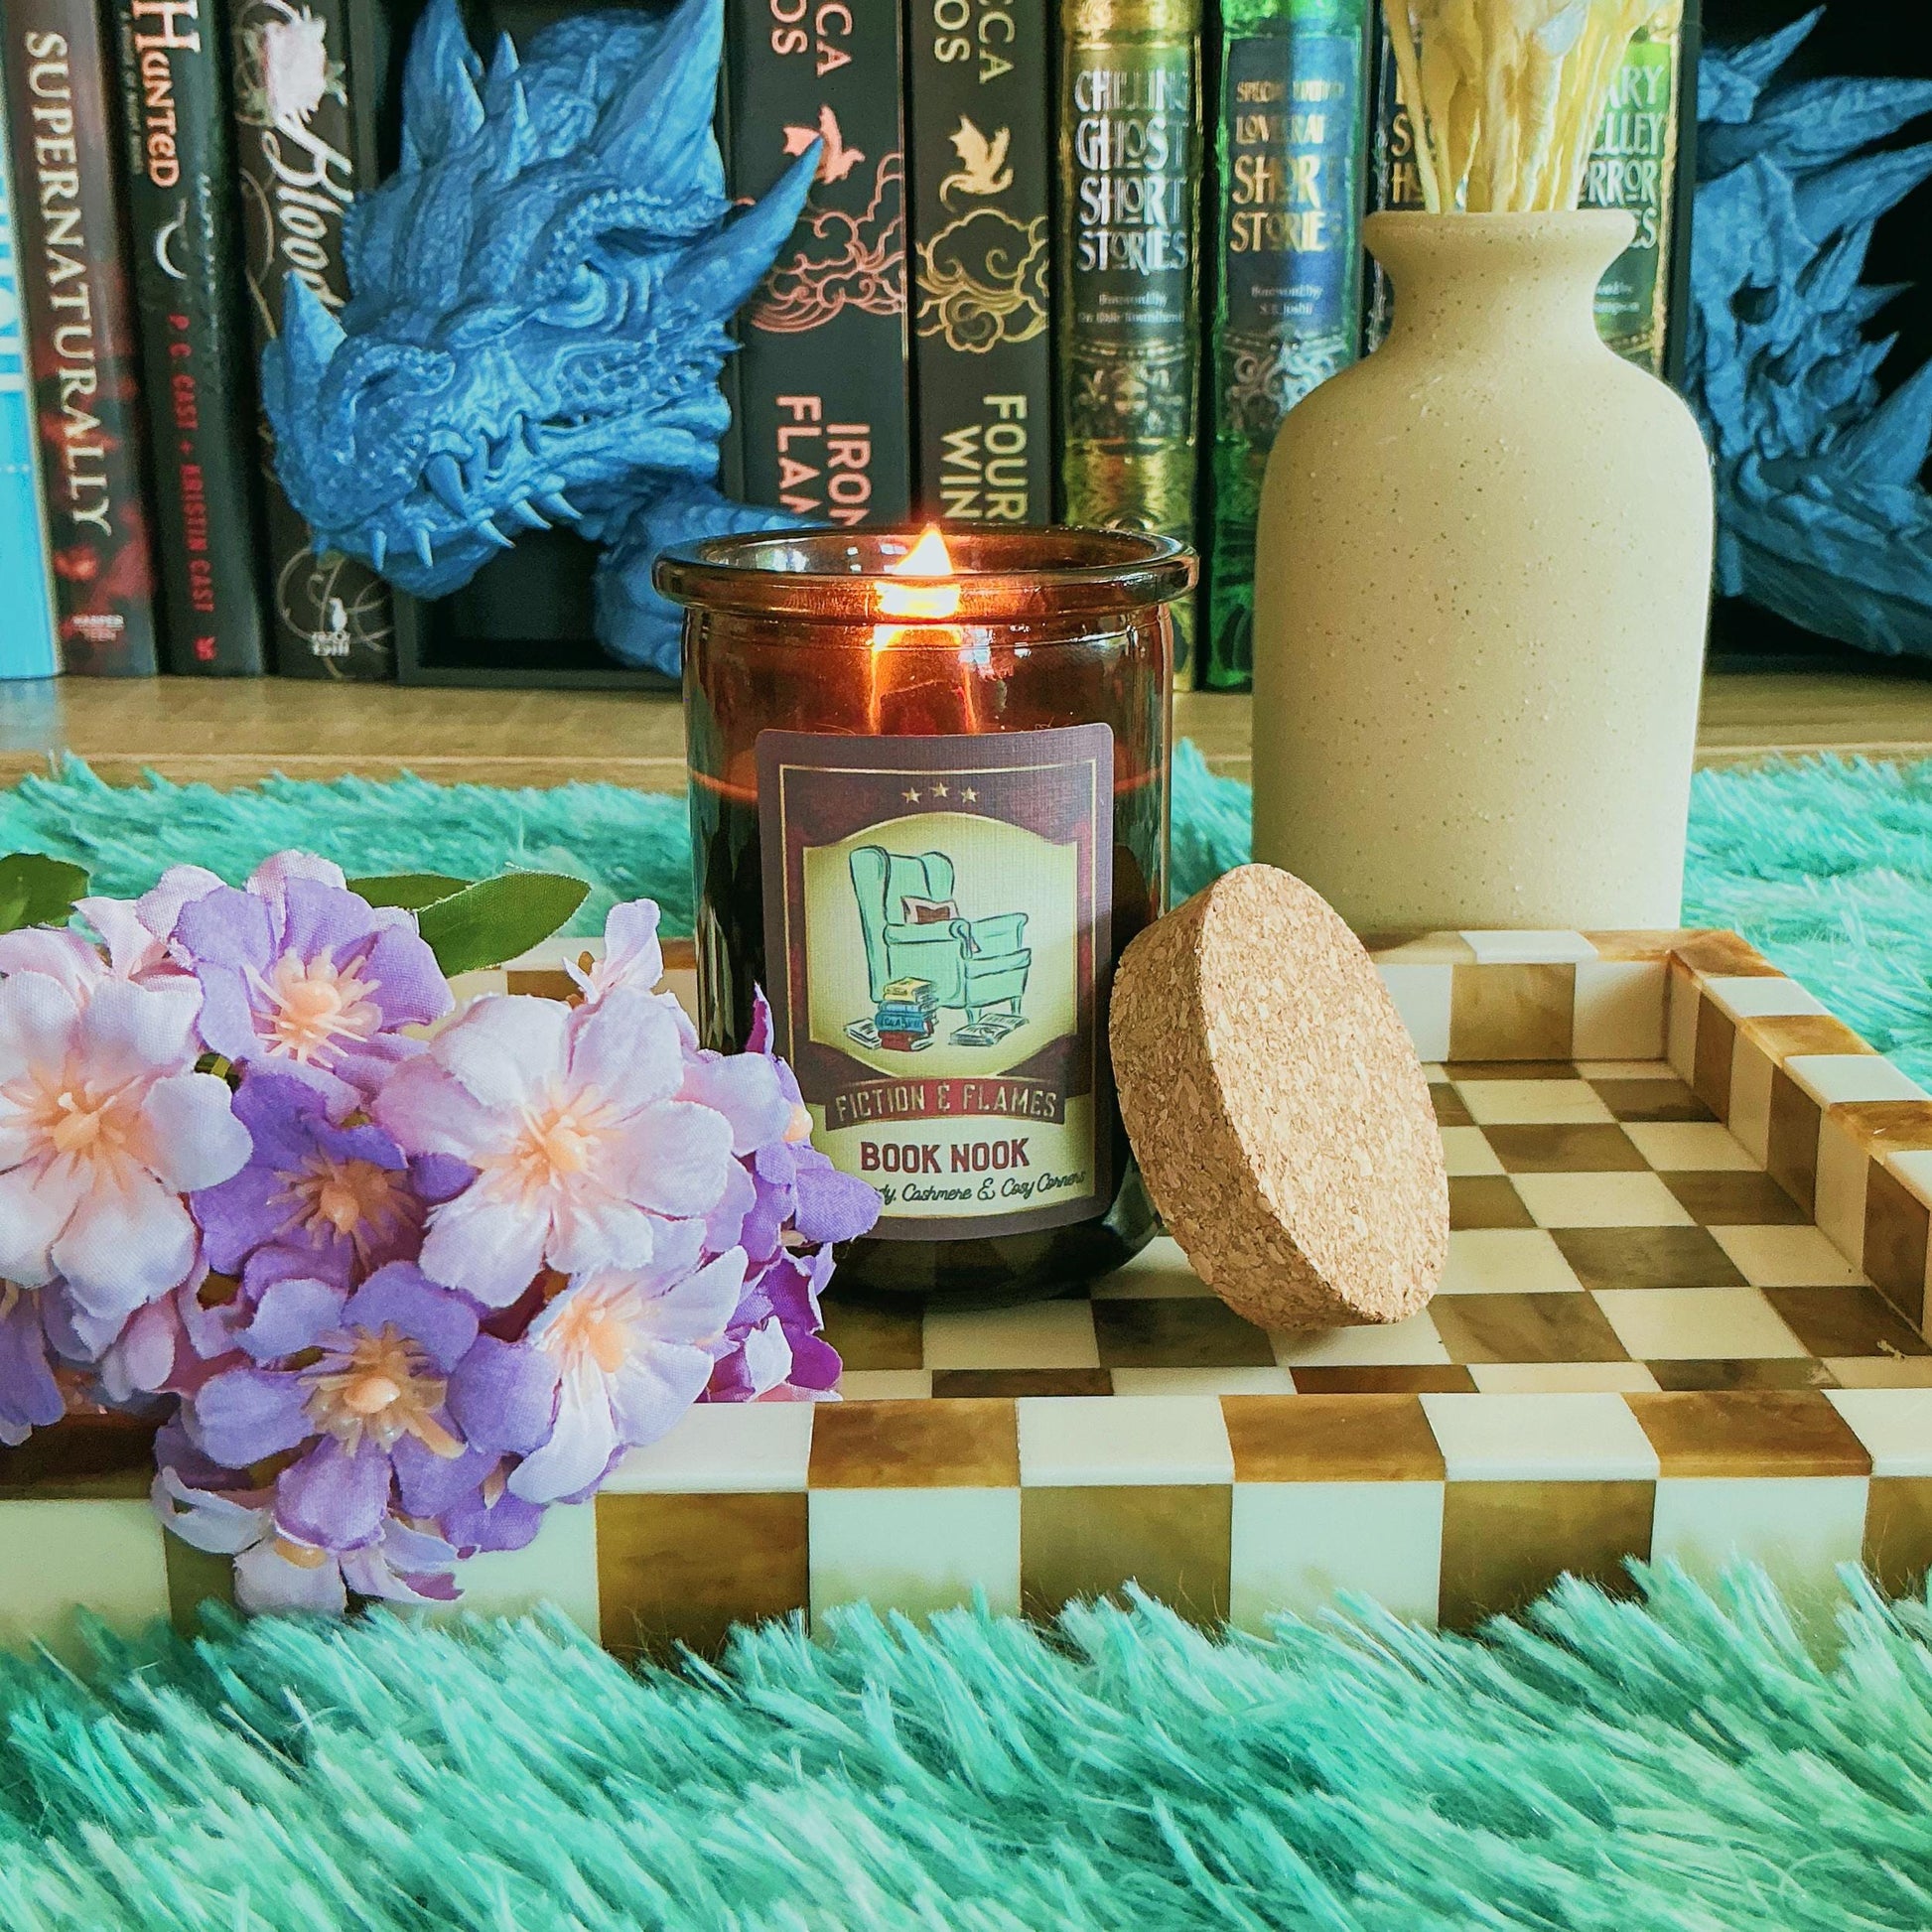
[
  {"left": 477, "top": 518, "right": 514, "bottom": 549},
  {"left": 414, "top": 528, "right": 436, "bottom": 568},
  {"left": 538, "top": 490, "right": 577, "bottom": 519},
  {"left": 370, "top": 530, "right": 389, "bottom": 571},
  {"left": 505, "top": 498, "right": 550, "bottom": 530},
  {"left": 427, "top": 453, "right": 467, "bottom": 513}
]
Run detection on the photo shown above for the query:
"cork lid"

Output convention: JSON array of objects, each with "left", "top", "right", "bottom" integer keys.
[{"left": 1110, "top": 865, "right": 1447, "bottom": 1331}]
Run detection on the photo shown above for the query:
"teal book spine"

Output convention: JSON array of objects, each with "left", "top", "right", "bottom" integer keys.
[
  {"left": 0, "top": 91, "right": 62, "bottom": 681},
  {"left": 1203, "top": 0, "right": 1370, "bottom": 689}
]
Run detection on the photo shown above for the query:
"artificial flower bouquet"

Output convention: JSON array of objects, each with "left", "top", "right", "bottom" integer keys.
[{"left": 0, "top": 850, "right": 876, "bottom": 1613}]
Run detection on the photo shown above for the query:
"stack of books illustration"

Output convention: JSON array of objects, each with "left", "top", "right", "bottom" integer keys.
[{"left": 845, "top": 977, "right": 942, "bottom": 1052}]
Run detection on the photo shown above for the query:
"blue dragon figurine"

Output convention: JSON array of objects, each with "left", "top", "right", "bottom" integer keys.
[
  {"left": 261, "top": 0, "right": 815, "bottom": 673},
  {"left": 1691, "top": 11, "right": 1932, "bottom": 657}
]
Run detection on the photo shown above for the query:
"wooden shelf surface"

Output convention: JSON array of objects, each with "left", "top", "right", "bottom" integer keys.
[{"left": 5, "top": 666, "right": 1932, "bottom": 792}]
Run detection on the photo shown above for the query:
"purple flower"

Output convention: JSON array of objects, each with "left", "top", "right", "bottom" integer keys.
[
  {"left": 706, "top": 1245, "right": 843, "bottom": 1404},
  {"left": 373, "top": 989, "right": 737, "bottom": 1305},
  {"left": 0, "top": 1282, "right": 64, "bottom": 1446},
  {"left": 507, "top": 1236, "right": 747, "bottom": 1505},
  {"left": 191, "top": 1069, "right": 470, "bottom": 1286},
  {"left": 182, "top": 1261, "right": 553, "bottom": 1556},
  {"left": 0, "top": 972, "right": 250, "bottom": 1321},
  {"left": 173, "top": 853, "right": 450, "bottom": 1105},
  {"left": 153, "top": 1435, "right": 460, "bottom": 1614}
]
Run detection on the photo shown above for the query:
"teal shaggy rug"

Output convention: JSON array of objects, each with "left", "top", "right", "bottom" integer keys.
[
  {"left": 4, "top": 1565, "right": 1931, "bottom": 1930},
  {"left": 8, "top": 748, "right": 1932, "bottom": 1079}
]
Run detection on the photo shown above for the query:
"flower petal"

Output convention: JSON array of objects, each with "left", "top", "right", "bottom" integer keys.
[
  {"left": 0, "top": 969, "right": 79, "bottom": 1085},
  {"left": 680, "top": 1052, "right": 795, "bottom": 1155},
  {"left": 246, "top": 851, "right": 346, "bottom": 896},
  {"left": 606, "top": 1342, "right": 716, "bottom": 1450},
  {"left": 545, "top": 1189, "right": 660, "bottom": 1280},
  {"left": 75, "top": 975, "right": 201, "bottom": 1085},
  {"left": 371, "top": 1055, "right": 501, "bottom": 1163},
  {"left": 238, "top": 1275, "right": 346, "bottom": 1362},
  {"left": 190, "top": 1365, "right": 314, "bottom": 1469},
  {"left": 432, "top": 995, "right": 569, "bottom": 1109},
  {"left": 566, "top": 987, "right": 683, "bottom": 1112},
  {"left": 618, "top": 1101, "right": 736, "bottom": 1218},
  {"left": 341, "top": 1263, "right": 479, "bottom": 1372},
  {"left": 447, "top": 1333, "right": 558, "bottom": 1457},
  {"left": 507, "top": 1369, "right": 619, "bottom": 1505},
  {"left": 276, "top": 1435, "right": 392, "bottom": 1551},
  {"left": 0, "top": 1158, "right": 79, "bottom": 1288},
  {"left": 142, "top": 1072, "right": 252, "bottom": 1192},
  {"left": 793, "top": 1155, "right": 884, "bottom": 1245},
  {"left": 0, "top": 1287, "right": 64, "bottom": 1438},
  {"left": 0, "top": 928, "right": 106, "bottom": 1001},
  {"left": 52, "top": 1168, "right": 198, "bottom": 1320},
  {"left": 234, "top": 1538, "right": 348, "bottom": 1614},
  {"left": 637, "top": 1246, "right": 747, "bottom": 1349},
  {"left": 152, "top": 1466, "right": 270, "bottom": 1556},
  {"left": 418, "top": 1188, "right": 550, "bottom": 1307}
]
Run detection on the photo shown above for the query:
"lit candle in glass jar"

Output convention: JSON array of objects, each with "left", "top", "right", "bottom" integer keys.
[{"left": 656, "top": 526, "right": 1195, "bottom": 1310}]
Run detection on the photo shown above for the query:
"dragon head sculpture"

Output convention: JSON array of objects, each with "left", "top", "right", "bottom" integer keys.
[{"left": 261, "top": 0, "right": 816, "bottom": 670}]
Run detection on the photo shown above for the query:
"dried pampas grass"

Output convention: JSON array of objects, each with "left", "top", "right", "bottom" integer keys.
[{"left": 1388, "top": 0, "right": 1678, "bottom": 212}]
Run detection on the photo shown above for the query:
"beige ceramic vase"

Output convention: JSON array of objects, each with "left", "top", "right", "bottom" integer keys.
[{"left": 1250, "top": 210, "right": 1714, "bottom": 932}]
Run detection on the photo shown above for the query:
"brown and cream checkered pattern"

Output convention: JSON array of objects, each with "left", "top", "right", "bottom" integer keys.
[{"left": 12, "top": 929, "right": 1932, "bottom": 1663}]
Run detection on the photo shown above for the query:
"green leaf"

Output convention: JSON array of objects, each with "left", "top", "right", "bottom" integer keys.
[
  {"left": 348, "top": 873, "right": 475, "bottom": 911},
  {"left": 0, "top": 853, "right": 89, "bottom": 935},
  {"left": 414, "top": 872, "right": 591, "bottom": 977}
]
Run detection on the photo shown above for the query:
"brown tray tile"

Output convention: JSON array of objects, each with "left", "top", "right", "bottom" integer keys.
[
  {"left": 1433, "top": 1085, "right": 1476, "bottom": 1127},
  {"left": 1863, "top": 1477, "right": 1932, "bottom": 1597},
  {"left": 1662, "top": 1171, "right": 1810, "bottom": 1227},
  {"left": 1582, "top": 930, "right": 1697, "bottom": 962},
  {"left": 1439, "top": 1480, "right": 1653, "bottom": 1629},
  {"left": 597, "top": 1491, "right": 808, "bottom": 1660},
  {"left": 1092, "top": 1299, "right": 1277, "bottom": 1369},
  {"left": 1841, "top": 1101, "right": 1932, "bottom": 1157},
  {"left": 1856, "top": 1164, "right": 1929, "bottom": 1329},
  {"left": 1021, "top": 1485, "right": 1231, "bottom": 1625},
  {"left": 1552, "top": 1226, "right": 1746, "bottom": 1292},
  {"left": 1766, "top": 1068, "right": 1823, "bottom": 1215},
  {"left": 1590, "top": 1077, "right": 1715, "bottom": 1123},
  {"left": 0, "top": 1418, "right": 158, "bottom": 1500},
  {"left": 1645, "top": 1358, "right": 1838, "bottom": 1393},
  {"left": 1672, "top": 932, "right": 1781, "bottom": 977},
  {"left": 1692, "top": 1001, "right": 1737, "bottom": 1118},
  {"left": 1450, "top": 965, "right": 1576, "bottom": 1062},
  {"left": 1432, "top": 1293, "right": 1631, "bottom": 1364},
  {"left": 820, "top": 1298, "right": 926, "bottom": 1371},
  {"left": 808, "top": 1399, "right": 1019, "bottom": 1488},
  {"left": 930, "top": 1369, "right": 1114, "bottom": 1399},
  {"left": 1625, "top": 1390, "right": 1871, "bottom": 1477},
  {"left": 1222, "top": 1394, "right": 1445, "bottom": 1483},
  {"left": 1762, "top": 1286, "right": 1929, "bottom": 1360},
  {"left": 1450, "top": 1176, "right": 1535, "bottom": 1230},
  {"left": 1483, "top": 1125, "right": 1647, "bottom": 1173},
  {"left": 1363, "top": 932, "right": 1478, "bottom": 963},
  {"left": 1289, "top": 1365, "right": 1479, "bottom": 1394},
  {"left": 1443, "top": 1060, "right": 1581, "bottom": 1082},
  {"left": 1740, "top": 1013, "right": 1876, "bottom": 1061}
]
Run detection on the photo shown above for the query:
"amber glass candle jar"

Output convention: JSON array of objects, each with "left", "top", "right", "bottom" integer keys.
[{"left": 657, "top": 526, "right": 1194, "bottom": 1310}]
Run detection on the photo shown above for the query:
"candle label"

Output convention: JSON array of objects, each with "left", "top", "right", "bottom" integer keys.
[{"left": 758, "top": 724, "right": 1114, "bottom": 1239}]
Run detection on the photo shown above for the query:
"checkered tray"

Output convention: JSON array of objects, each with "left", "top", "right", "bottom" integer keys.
[{"left": 12, "top": 928, "right": 1932, "bottom": 1660}]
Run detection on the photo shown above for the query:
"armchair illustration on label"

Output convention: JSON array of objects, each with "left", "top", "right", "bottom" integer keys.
[{"left": 844, "top": 846, "right": 1033, "bottom": 1052}]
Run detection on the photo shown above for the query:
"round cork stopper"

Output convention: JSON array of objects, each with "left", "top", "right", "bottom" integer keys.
[{"left": 1110, "top": 864, "right": 1448, "bottom": 1330}]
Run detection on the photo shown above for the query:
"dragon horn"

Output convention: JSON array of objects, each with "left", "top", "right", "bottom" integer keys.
[
  {"left": 1831, "top": 359, "right": 1932, "bottom": 488},
  {"left": 495, "top": 76, "right": 541, "bottom": 180},
  {"left": 280, "top": 273, "right": 345, "bottom": 391},
  {"left": 486, "top": 30, "right": 519, "bottom": 84},
  {"left": 1793, "top": 141, "right": 1932, "bottom": 245},
  {"left": 402, "top": 0, "right": 485, "bottom": 161},
  {"left": 596, "top": 0, "right": 724, "bottom": 182},
  {"left": 676, "top": 142, "right": 816, "bottom": 320}
]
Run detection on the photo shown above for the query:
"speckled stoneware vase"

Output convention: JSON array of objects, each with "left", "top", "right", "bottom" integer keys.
[{"left": 1250, "top": 210, "right": 1713, "bottom": 931}]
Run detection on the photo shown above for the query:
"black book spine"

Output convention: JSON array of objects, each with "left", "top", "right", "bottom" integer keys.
[
  {"left": 228, "top": 0, "right": 392, "bottom": 679},
  {"left": 4, "top": 0, "right": 161, "bottom": 675},
  {"left": 906, "top": 0, "right": 1053, "bottom": 523},
  {"left": 111, "top": 0, "right": 268, "bottom": 673},
  {"left": 724, "top": 0, "right": 911, "bottom": 526}
]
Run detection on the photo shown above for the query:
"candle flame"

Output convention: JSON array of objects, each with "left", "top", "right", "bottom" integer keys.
[{"left": 877, "top": 526, "right": 961, "bottom": 621}]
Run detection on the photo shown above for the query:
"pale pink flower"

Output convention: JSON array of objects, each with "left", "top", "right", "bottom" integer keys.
[
  {"left": 0, "top": 864, "right": 220, "bottom": 1003},
  {"left": 373, "top": 989, "right": 737, "bottom": 1304},
  {"left": 0, "top": 972, "right": 250, "bottom": 1320},
  {"left": 509, "top": 1233, "right": 746, "bottom": 1504}
]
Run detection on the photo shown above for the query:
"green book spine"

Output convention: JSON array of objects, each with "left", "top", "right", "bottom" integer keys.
[
  {"left": 907, "top": 0, "right": 1053, "bottom": 522},
  {"left": 1203, "top": 0, "right": 1369, "bottom": 690},
  {"left": 1363, "top": 1, "right": 1696, "bottom": 379},
  {"left": 1056, "top": 0, "right": 1201, "bottom": 676}
]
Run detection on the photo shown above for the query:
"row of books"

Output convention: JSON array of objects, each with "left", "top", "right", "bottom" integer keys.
[
  {"left": 0, "top": 0, "right": 1693, "bottom": 687},
  {"left": 0, "top": 0, "right": 391, "bottom": 682},
  {"left": 722, "top": 0, "right": 1697, "bottom": 689}
]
